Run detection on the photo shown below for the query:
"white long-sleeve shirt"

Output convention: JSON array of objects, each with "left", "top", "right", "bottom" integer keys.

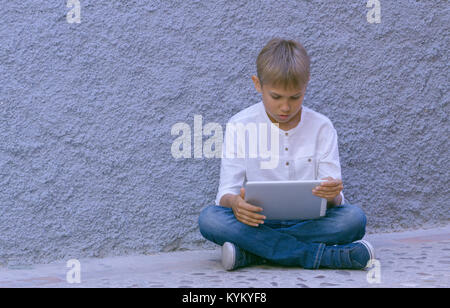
[{"left": 215, "top": 101, "right": 345, "bottom": 206}]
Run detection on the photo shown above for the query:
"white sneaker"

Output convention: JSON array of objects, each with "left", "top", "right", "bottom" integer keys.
[
  {"left": 221, "top": 242, "right": 237, "bottom": 271},
  {"left": 354, "top": 240, "right": 376, "bottom": 268}
]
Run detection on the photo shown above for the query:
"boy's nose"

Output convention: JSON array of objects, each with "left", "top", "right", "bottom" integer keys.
[{"left": 280, "top": 105, "right": 290, "bottom": 113}]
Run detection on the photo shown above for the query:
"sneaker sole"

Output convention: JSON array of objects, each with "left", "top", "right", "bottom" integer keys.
[
  {"left": 221, "top": 242, "right": 236, "bottom": 271},
  {"left": 355, "top": 240, "right": 376, "bottom": 269}
]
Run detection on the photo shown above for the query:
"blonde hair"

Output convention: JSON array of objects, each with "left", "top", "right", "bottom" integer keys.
[{"left": 256, "top": 38, "right": 310, "bottom": 90}]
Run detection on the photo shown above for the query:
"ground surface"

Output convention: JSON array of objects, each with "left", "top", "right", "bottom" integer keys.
[{"left": 0, "top": 226, "right": 449, "bottom": 288}]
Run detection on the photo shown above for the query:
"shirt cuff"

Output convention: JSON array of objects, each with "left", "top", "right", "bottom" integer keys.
[
  {"left": 339, "top": 191, "right": 345, "bottom": 206},
  {"left": 215, "top": 189, "right": 240, "bottom": 206}
]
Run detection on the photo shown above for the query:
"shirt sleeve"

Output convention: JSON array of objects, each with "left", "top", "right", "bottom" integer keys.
[
  {"left": 317, "top": 123, "right": 345, "bottom": 206},
  {"left": 215, "top": 121, "right": 246, "bottom": 206}
]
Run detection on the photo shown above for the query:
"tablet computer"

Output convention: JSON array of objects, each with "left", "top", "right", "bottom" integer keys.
[{"left": 244, "top": 180, "right": 327, "bottom": 220}]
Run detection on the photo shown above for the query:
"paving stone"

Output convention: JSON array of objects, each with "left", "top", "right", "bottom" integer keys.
[{"left": 0, "top": 226, "right": 448, "bottom": 288}]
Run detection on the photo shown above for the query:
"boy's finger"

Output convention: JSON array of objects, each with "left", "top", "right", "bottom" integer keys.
[
  {"left": 236, "top": 210, "right": 262, "bottom": 225},
  {"left": 314, "top": 190, "right": 340, "bottom": 197},
  {"left": 240, "top": 187, "right": 245, "bottom": 199},
  {"left": 315, "top": 182, "right": 343, "bottom": 189},
  {"left": 240, "top": 214, "right": 264, "bottom": 225},
  {"left": 244, "top": 220, "right": 259, "bottom": 227},
  {"left": 312, "top": 189, "right": 339, "bottom": 196},
  {"left": 313, "top": 187, "right": 341, "bottom": 193},
  {"left": 242, "top": 202, "right": 264, "bottom": 213},
  {"left": 316, "top": 186, "right": 342, "bottom": 191},
  {"left": 236, "top": 216, "right": 257, "bottom": 227},
  {"left": 320, "top": 180, "right": 342, "bottom": 186},
  {"left": 239, "top": 208, "right": 266, "bottom": 220},
  {"left": 245, "top": 210, "right": 266, "bottom": 221},
  {"left": 315, "top": 189, "right": 340, "bottom": 197},
  {"left": 316, "top": 193, "right": 338, "bottom": 199}
]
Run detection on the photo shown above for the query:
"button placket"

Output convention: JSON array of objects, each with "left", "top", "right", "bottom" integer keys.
[
  {"left": 288, "top": 158, "right": 295, "bottom": 179},
  {"left": 284, "top": 136, "right": 289, "bottom": 167},
  {"left": 283, "top": 132, "right": 293, "bottom": 178}
]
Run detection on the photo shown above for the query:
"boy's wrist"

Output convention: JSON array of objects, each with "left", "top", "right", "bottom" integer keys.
[
  {"left": 219, "top": 193, "right": 241, "bottom": 208},
  {"left": 335, "top": 194, "right": 343, "bottom": 205},
  {"left": 231, "top": 194, "right": 240, "bottom": 208},
  {"left": 327, "top": 194, "right": 342, "bottom": 208}
]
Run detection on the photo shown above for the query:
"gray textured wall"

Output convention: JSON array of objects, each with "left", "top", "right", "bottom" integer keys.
[{"left": 0, "top": 0, "right": 448, "bottom": 265}]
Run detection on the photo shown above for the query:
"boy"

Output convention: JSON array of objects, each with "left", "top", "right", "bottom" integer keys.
[{"left": 198, "top": 38, "right": 375, "bottom": 271}]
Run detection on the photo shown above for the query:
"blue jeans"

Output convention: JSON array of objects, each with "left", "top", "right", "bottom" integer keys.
[{"left": 198, "top": 203, "right": 366, "bottom": 269}]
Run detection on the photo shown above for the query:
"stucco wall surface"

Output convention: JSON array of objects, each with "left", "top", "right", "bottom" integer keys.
[{"left": 0, "top": 1, "right": 448, "bottom": 265}]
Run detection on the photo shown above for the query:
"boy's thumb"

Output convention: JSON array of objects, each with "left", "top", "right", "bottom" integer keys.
[{"left": 240, "top": 187, "right": 245, "bottom": 198}]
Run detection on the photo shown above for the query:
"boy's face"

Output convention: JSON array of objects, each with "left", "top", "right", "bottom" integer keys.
[{"left": 252, "top": 75, "right": 307, "bottom": 126}]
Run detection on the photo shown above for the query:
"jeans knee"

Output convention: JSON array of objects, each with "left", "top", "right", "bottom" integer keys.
[
  {"left": 198, "top": 205, "right": 216, "bottom": 235},
  {"left": 337, "top": 204, "right": 367, "bottom": 239},
  {"left": 198, "top": 205, "right": 230, "bottom": 239},
  {"left": 198, "top": 205, "right": 236, "bottom": 245}
]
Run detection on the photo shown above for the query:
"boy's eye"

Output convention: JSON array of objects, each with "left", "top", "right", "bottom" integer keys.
[{"left": 271, "top": 95, "right": 301, "bottom": 100}]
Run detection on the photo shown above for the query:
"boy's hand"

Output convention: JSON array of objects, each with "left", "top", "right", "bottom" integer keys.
[
  {"left": 232, "top": 188, "right": 266, "bottom": 227},
  {"left": 312, "top": 177, "right": 343, "bottom": 202}
]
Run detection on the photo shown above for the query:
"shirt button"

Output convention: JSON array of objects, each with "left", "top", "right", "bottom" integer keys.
[
  {"left": 308, "top": 158, "right": 312, "bottom": 162},
  {"left": 286, "top": 162, "right": 289, "bottom": 166},
  {"left": 285, "top": 133, "right": 288, "bottom": 136},
  {"left": 285, "top": 147, "right": 288, "bottom": 151}
]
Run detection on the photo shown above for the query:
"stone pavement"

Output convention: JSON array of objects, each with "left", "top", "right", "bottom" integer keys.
[{"left": 0, "top": 225, "right": 449, "bottom": 288}]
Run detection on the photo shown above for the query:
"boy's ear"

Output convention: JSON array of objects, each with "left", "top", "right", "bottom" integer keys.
[{"left": 251, "top": 75, "right": 262, "bottom": 93}]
